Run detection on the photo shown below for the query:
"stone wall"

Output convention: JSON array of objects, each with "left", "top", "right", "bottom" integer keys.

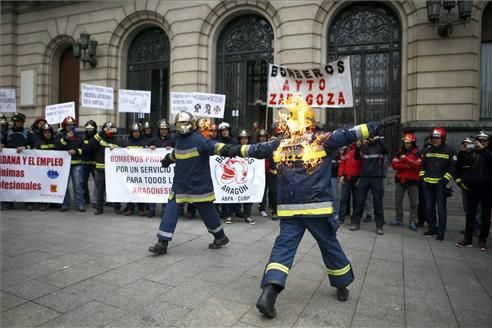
[{"left": 0, "top": 0, "right": 490, "bottom": 129}]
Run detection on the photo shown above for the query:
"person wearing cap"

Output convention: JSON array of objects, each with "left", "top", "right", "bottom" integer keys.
[
  {"left": 257, "top": 129, "right": 270, "bottom": 217},
  {"left": 390, "top": 132, "right": 421, "bottom": 231},
  {"left": 142, "top": 121, "right": 153, "bottom": 140},
  {"left": 56, "top": 116, "right": 85, "bottom": 212},
  {"left": 147, "top": 119, "right": 175, "bottom": 218},
  {"left": 234, "top": 129, "right": 255, "bottom": 225},
  {"left": 420, "top": 127, "right": 457, "bottom": 241},
  {"left": 89, "top": 121, "right": 122, "bottom": 215},
  {"left": 81, "top": 120, "right": 97, "bottom": 207},
  {"left": 349, "top": 134, "right": 389, "bottom": 235},
  {"left": 33, "top": 123, "right": 57, "bottom": 211},
  {"left": 456, "top": 131, "right": 492, "bottom": 251}
]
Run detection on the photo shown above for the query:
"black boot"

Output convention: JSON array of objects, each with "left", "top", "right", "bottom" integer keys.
[
  {"left": 208, "top": 235, "right": 229, "bottom": 249},
  {"left": 256, "top": 284, "right": 279, "bottom": 319},
  {"left": 148, "top": 240, "right": 168, "bottom": 255},
  {"left": 94, "top": 208, "right": 103, "bottom": 215},
  {"left": 337, "top": 286, "right": 349, "bottom": 302}
]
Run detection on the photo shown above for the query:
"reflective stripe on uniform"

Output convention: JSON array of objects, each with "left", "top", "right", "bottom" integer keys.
[
  {"left": 127, "top": 145, "right": 144, "bottom": 148},
  {"left": 71, "top": 160, "right": 82, "bottom": 165},
  {"left": 265, "top": 262, "right": 289, "bottom": 275},
  {"left": 455, "top": 178, "right": 462, "bottom": 183},
  {"left": 60, "top": 138, "right": 67, "bottom": 145},
  {"left": 326, "top": 264, "right": 351, "bottom": 276},
  {"left": 269, "top": 169, "right": 277, "bottom": 175},
  {"left": 175, "top": 147, "right": 199, "bottom": 159},
  {"left": 208, "top": 225, "right": 224, "bottom": 234},
  {"left": 419, "top": 171, "right": 425, "bottom": 176},
  {"left": 352, "top": 124, "right": 370, "bottom": 140},
  {"left": 277, "top": 201, "right": 334, "bottom": 217},
  {"left": 40, "top": 144, "right": 55, "bottom": 149},
  {"left": 423, "top": 177, "right": 440, "bottom": 184},
  {"left": 157, "top": 230, "right": 173, "bottom": 238},
  {"left": 444, "top": 172, "right": 452, "bottom": 181},
  {"left": 363, "top": 154, "right": 384, "bottom": 159},
  {"left": 96, "top": 163, "right": 105, "bottom": 169},
  {"left": 175, "top": 192, "right": 215, "bottom": 203},
  {"left": 426, "top": 153, "right": 449, "bottom": 159},
  {"left": 241, "top": 145, "right": 250, "bottom": 157},
  {"left": 214, "top": 143, "right": 225, "bottom": 155}
]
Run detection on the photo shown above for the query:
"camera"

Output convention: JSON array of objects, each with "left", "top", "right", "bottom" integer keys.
[{"left": 465, "top": 143, "right": 475, "bottom": 150}]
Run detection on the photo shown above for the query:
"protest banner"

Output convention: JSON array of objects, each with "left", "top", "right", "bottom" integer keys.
[
  {"left": 118, "top": 89, "right": 151, "bottom": 113},
  {"left": 170, "top": 92, "right": 226, "bottom": 118},
  {"left": 0, "top": 88, "right": 16, "bottom": 112},
  {"left": 210, "top": 156, "right": 265, "bottom": 203},
  {"left": 267, "top": 56, "right": 353, "bottom": 108},
  {"left": 105, "top": 148, "right": 174, "bottom": 203},
  {"left": 81, "top": 84, "right": 114, "bottom": 110},
  {"left": 0, "top": 149, "right": 71, "bottom": 203},
  {"left": 45, "top": 101, "right": 76, "bottom": 124}
]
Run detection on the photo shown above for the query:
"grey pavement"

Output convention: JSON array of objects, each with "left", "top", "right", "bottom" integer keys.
[{"left": 1, "top": 206, "right": 491, "bottom": 327}]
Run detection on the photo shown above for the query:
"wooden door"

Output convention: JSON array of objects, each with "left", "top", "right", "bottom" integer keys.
[{"left": 59, "top": 47, "right": 80, "bottom": 120}]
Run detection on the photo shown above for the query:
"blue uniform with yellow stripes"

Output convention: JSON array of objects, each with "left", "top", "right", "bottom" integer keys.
[
  {"left": 240, "top": 123, "right": 378, "bottom": 291},
  {"left": 156, "top": 131, "right": 226, "bottom": 241}
]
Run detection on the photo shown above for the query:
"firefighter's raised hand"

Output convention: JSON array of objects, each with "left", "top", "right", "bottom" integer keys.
[
  {"left": 161, "top": 153, "right": 173, "bottom": 168},
  {"left": 378, "top": 115, "right": 400, "bottom": 129}
]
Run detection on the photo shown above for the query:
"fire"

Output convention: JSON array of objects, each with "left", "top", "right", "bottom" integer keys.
[
  {"left": 273, "top": 94, "right": 330, "bottom": 173},
  {"left": 197, "top": 118, "right": 211, "bottom": 139}
]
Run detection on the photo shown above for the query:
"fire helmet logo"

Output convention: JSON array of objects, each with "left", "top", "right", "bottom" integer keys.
[
  {"left": 220, "top": 158, "right": 249, "bottom": 184},
  {"left": 50, "top": 184, "right": 57, "bottom": 193}
]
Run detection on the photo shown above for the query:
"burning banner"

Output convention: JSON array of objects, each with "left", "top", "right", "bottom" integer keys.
[{"left": 267, "top": 56, "right": 353, "bottom": 108}]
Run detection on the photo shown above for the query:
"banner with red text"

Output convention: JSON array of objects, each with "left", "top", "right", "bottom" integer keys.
[
  {"left": 0, "top": 149, "right": 71, "bottom": 203},
  {"left": 210, "top": 156, "right": 265, "bottom": 203},
  {"left": 105, "top": 148, "right": 174, "bottom": 203},
  {"left": 267, "top": 56, "right": 353, "bottom": 108}
]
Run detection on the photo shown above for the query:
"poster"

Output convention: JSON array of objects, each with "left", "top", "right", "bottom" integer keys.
[
  {"left": 0, "top": 88, "right": 16, "bottom": 112},
  {"left": 267, "top": 56, "right": 353, "bottom": 108},
  {"left": 118, "top": 89, "right": 151, "bottom": 113},
  {"left": 0, "top": 149, "right": 71, "bottom": 203},
  {"left": 45, "top": 102, "right": 76, "bottom": 124},
  {"left": 81, "top": 83, "right": 114, "bottom": 110},
  {"left": 170, "top": 92, "right": 226, "bottom": 118},
  {"left": 105, "top": 148, "right": 174, "bottom": 203},
  {"left": 210, "top": 156, "right": 265, "bottom": 203}
]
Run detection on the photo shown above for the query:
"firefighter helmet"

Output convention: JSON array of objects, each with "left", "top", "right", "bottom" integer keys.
[
  {"left": 238, "top": 130, "right": 251, "bottom": 138},
  {"left": 157, "top": 119, "right": 170, "bottom": 130},
  {"left": 102, "top": 121, "right": 117, "bottom": 137},
  {"left": 62, "top": 116, "right": 76, "bottom": 129},
  {"left": 402, "top": 132, "right": 416, "bottom": 143},
  {"left": 143, "top": 121, "right": 152, "bottom": 129},
  {"left": 210, "top": 123, "right": 218, "bottom": 132},
  {"left": 0, "top": 114, "right": 8, "bottom": 126},
  {"left": 41, "top": 123, "right": 54, "bottom": 133},
  {"left": 84, "top": 120, "right": 97, "bottom": 130},
  {"left": 257, "top": 129, "right": 268, "bottom": 137},
  {"left": 476, "top": 130, "right": 489, "bottom": 141},
  {"left": 174, "top": 111, "right": 195, "bottom": 135},
  {"left": 11, "top": 112, "right": 26, "bottom": 122},
  {"left": 431, "top": 127, "right": 446, "bottom": 139},
  {"left": 218, "top": 122, "right": 230, "bottom": 131},
  {"left": 129, "top": 122, "right": 143, "bottom": 132}
]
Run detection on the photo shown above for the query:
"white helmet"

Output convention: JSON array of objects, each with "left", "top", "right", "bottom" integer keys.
[
  {"left": 218, "top": 122, "right": 230, "bottom": 131},
  {"left": 174, "top": 111, "right": 195, "bottom": 135}
]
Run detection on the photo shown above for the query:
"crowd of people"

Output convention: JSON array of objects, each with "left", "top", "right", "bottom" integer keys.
[{"left": 0, "top": 112, "right": 491, "bottom": 252}]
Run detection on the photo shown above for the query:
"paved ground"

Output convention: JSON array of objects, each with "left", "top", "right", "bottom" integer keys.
[{"left": 1, "top": 206, "right": 490, "bottom": 327}]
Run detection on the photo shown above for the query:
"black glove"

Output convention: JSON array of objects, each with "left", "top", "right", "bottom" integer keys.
[
  {"left": 444, "top": 186, "right": 454, "bottom": 198},
  {"left": 161, "top": 154, "right": 174, "bottom": 168},
  {"left": 378, "top": 115, "right": 401, "bottom": 129},
  {"left": 219, "top": 144, "right": 242, "bottom": 158}
]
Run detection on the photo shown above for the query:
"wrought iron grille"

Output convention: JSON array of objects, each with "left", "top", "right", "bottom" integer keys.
[
  {"left": 327, "top": 3, "right": 401, "bottom": 154},
  {"left": 126, "top": 27, "right": 170, "bottom": 128},
  {"left": 216, "top": 15, "right": 274, "bottom": 131}
]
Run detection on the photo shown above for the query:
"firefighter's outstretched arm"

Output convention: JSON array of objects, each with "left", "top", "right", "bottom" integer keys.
[{"left": 220, "top": 138, "right": 280, "bottom": 159}]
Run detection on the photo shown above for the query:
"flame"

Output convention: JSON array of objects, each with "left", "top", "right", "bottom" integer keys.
[
  {"left": 198, "top": 118, "right": 211, "bottom": 139},
  {"left": 273, "top": 95, "right": 330, "bottom": 173}
]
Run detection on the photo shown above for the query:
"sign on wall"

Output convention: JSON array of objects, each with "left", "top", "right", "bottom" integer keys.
[
  {"left": 170, "top": 92, "right": 226, "bottom": 118},
  {"left": 210, "top": 156, "right": 265, "bottom": 203},
  {"left": 0, "top": 149, "right": 71, "bottom": 203},
  {"left": 267, "top": 56, "right": 353, "bottom": 108},
  {"left": 45, "top": 102, "right": 76, "bottom": 124},
  {"left": 0, "top": 88, "right": 17, "bottom": 112},
  {"left": 118, "top": 89, "right": 151, "bottom": 113},
  {"left": 81, "top": 83, "right": 114, "bottom": 110}
]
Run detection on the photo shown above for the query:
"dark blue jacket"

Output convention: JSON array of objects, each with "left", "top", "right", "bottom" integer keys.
[{"left": 242, "top": 123, "right": 379, "bottom": 219}]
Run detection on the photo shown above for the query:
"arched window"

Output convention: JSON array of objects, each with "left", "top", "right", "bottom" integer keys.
[
  {"left": 481, "top": 3, "right": 492, "bottom": 119},
  {"left": 216, "top": 15, "right": 274, "bottom": 130},
  {"left": 328, "top": 2, "right": 401, "bottom": 152},
  {"left": 127, "top": 27, "right": 170, "bottom": 125}
]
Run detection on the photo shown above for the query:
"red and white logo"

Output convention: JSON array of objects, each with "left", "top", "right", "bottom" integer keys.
[{"left": 220, "top": 158, "right": 249, "bottom": 184}]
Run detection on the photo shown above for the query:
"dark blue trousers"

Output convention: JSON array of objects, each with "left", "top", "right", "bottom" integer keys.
[
  {"left": 157, "top": 196, "right": 224, "bottom": 241},
  {"left": 353, "top": 177, "right": 385, "bottom": 226},
  {"left": 262, "top": 217, "right": 354, "bottom": 291},
  {"left": 423, "top": 182, "right": 447, "bottom": 236}
]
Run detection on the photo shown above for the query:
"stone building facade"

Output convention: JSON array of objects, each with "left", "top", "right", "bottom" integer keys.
[{"left": 1, "top": 0, "right": 491, "bottom": 147}]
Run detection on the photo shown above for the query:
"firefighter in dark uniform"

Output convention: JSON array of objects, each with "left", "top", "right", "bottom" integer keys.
[
  {"left": 143, "top": 121, "right": 153, "bottom": 140},
  {"left": 147, "top": 119, "right": 175, "bottom": 218},
  {"left": 420, "top": 127, "right": 457, "bottom": 241},
  {"left": 34, "top": 123, "right": 57, "bottom": 211},
  {"left": 257, "top": 128, "right": 270, "bottom": 217},
  {"left": 28, "top": 118, "right": 47, "bottom": 149},
  {"left": 123, "top": 122, "right": 148, "bottom": 216},
  {"left": 81, "top": 120, "right": 97, "bottom": 206},
  {"left": 89, "top": 121, "right": 122, "bottom": 215},
  {"left": 56, "top": 116, "right": 85, "bottom": 212},
  {"left": 148, "top": 112, "right": 230, "bottom": 255},
  {"left": 223, "top": 104, "right": 399, "bottom": 318},
  {"left": 0, "top": 113, "right": 8, "bottom": 148}
]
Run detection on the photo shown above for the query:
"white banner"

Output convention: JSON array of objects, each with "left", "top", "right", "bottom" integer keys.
[
  {"left": 170, "top": 92, "right": 225, "bottom": 118},
  {"left": 118, "top": 89, "right": 151, "bottom": 113},
  {"left": 105, "top": 148, "right": 174, "bottom": 203},
  {"left": 45, "top": 101, "right": 75, "bottom": 124},
  {"left": 81, "top": 84, "right": 114, "bottom": 110},
  {"left": 267, "top": 56, "right": 353, "bottom": 108},
  {"left": 0, "top": 149, "right": 71, "bottom": 203},
  {"left": 0, "top": 88, "right": 16, "bottom": 112},
  {"left": 210, "top": 156, "right": 265, "bottom": 203}
]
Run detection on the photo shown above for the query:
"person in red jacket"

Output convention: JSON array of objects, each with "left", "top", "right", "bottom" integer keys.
[
  {"left": 337, "top": 141, "right": 362, "bottom": 225},
  {"left": 390, "top": 132, "right": 421, "bottom": 231}
]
